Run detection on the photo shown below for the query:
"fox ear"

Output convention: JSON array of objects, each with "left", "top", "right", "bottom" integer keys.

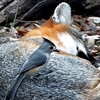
[{"left": 52, "top": 2, "right": 72, "bottom": 24}]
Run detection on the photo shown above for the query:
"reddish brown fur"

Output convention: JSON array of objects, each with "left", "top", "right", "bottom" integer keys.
[{"left": 23, "top": 18, "right": 70, "bottom": 48}]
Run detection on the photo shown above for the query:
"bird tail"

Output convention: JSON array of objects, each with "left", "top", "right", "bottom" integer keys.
[{"left": 5, "top": 73, "right": 26, "bottom": 100}]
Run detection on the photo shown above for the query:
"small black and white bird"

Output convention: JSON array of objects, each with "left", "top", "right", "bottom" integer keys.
[{"left": 5, "top": 37, "right": 59, "bottom": 100}]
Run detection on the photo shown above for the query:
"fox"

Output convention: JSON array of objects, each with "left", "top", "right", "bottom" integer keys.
[{"left": 22, "top": 2, "right": 99, "bottom": 68}]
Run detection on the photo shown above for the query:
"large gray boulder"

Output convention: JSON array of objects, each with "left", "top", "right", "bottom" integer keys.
[{"left": 0, "top": 39, "right": 100, "bottom": 100}]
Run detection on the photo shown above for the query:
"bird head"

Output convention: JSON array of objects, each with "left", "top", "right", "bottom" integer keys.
[{"left": 40, "top": 37, "right": 60, "bottom": 53}]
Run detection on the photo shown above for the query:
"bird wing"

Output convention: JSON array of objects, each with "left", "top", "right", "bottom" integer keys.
[{"left": 20, "top": 50, "right": 48, "bottom": 73}]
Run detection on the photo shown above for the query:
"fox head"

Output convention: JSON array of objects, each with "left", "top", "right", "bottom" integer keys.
[
  {"left": 23, "top": 2, "right": 98, "bottom": 67},
  {"left": 25, "top": 2, "right": 85, "bottom": 55}
]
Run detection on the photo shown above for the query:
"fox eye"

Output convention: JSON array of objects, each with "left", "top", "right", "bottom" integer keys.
[{"left": 49, "top": 46, "right": 54, "bottom": 50}]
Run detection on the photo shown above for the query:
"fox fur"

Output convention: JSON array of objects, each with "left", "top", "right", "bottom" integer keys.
[{"left": 21, "top": 2, "right": 99, "bottom": 68}]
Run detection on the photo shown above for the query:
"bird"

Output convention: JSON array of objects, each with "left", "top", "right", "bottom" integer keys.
[{"left": 5, "top": 37, "right": 59, "bottom": 100}]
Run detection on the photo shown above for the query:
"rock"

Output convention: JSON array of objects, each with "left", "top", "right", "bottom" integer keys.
[
  {"left": 82, "top": 34, "right": 100, "bottom": 49},
  {"left": 0, "top": 39, "right": 100, "bottom": 100},
  {"left": 88, "top": 17, "right": 100, "bottom": 24}
]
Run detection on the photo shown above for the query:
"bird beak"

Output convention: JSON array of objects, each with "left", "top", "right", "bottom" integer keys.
[{"left": 54, "top": 48, "right": 60, "bottom": 52}]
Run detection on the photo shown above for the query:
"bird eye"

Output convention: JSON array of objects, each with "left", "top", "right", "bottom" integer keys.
[{"left": 49, "top": 46, "right": 54, "bottom": 50}]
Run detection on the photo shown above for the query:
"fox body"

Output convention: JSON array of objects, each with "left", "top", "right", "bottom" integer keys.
[{"left": 23, "top": 2, "right": 99, "bottom": 67}]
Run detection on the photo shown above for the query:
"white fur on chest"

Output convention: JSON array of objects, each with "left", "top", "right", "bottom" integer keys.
[{"left": 57, "top": 32, "right": 87, "bottom": 55}]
